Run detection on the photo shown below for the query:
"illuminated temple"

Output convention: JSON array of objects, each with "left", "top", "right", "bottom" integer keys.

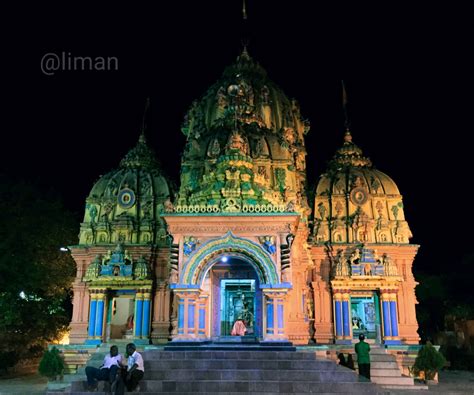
[{"left": 68, "top": 49, "right": 420, "bottom": 348}]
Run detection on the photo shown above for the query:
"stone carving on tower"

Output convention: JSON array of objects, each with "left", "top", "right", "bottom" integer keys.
[{"left": 176, "top": 49, "right": 311, "bottom": 221}]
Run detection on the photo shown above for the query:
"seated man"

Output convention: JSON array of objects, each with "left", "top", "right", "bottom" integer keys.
[
  {"left": 85, "top": 345, "right": 122, "bottom": 392},
  {"left": 115, "top": 343, "right": 144, "bottom": 394}
]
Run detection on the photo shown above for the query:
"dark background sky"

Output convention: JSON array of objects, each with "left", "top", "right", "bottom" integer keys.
[{"left": 1, "top": 2, "right": 472, "bottom": 275}]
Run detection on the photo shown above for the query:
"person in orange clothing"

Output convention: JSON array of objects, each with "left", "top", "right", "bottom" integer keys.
[{"left": 231, "top": 318, "right": 247, "bottom": 336}]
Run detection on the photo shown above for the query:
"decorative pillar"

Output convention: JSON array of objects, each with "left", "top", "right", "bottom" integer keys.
[
  {"left": 88, "top": 293, "right": 97, "bottom": 338},
  {"left": 187, "top": 298, "right": 195, "bottom": 336},
  {"left": 134, "top": 291, "right": 144, "bottom": 337},
  {"left": 262, "top": 289, "right": 289, "bottom": 341},
  {"left": 151, "top": 280, "right": 171, "bottom": 342},
  {"left": 177, "top": 295, "right": 185, "bottom": 335},
  {"left": 95, "top": 291, "right": 106, "bottom": 338},
  {"left": 333, "top": 291, "right": 343, "bottom": 339},
  {"left": 342, "top": 291, "right": 351, "bottom": 340},
  {"left": 387, "top": 292, "right": 401, "bottom": 344},
  {"left": 197, "top": 295, "right": 208, "bottom": 338},
  {"left": 381, "top": 290, "right": 392, "bottom": 341},
  {"left": 170, "top": 289, "right": 202, "bottom": 340},
  {"left": 141, "top": 290, "right": 151, "bottom": 338},
  {"left": 277, "top": 297, "right": 284, "bottom": 336},
  {"left": 266, "top": 296, "right": 274, "bottom": 335},
  {"left": 333, "top": 289, "right": 351, "bottom": 344}
]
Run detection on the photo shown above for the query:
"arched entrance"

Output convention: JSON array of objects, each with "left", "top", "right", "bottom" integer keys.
[
  {"left": 170, "top": 232, "right": 291, "bottom": 342},
  {"left": 204, "top": 256, "right": 262, "bottom": 338}
]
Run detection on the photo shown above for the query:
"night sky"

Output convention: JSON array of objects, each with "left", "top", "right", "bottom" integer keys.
[{"left": 2, "top": 2, "right": 472, "bottom": 275}]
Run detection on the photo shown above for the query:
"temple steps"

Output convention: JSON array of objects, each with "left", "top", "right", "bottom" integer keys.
[
  {"left": 355, "top": 346, "right": 425, "bottom": 390},
  {"left": 62, "top": 349, "right": 388, "bottom": 394}
]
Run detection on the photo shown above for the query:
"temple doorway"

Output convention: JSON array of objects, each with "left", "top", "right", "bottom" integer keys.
[
  {"left": 351, "top": 292, "right": 381, "bottom": 341},
  {"left": 220, "top": 279, "right": 255, "bottom": 335},
  {"left": 106, "top": 292, "right": 134, "bottom": 340},
  {"left": 209, "top": 257, "right": 262, "bottom": 338}
]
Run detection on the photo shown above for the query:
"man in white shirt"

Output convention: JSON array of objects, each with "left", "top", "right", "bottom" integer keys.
[
  {"left": 85, "top": 345, "right": 122, "bottom": 391},
  {"left": 115, "top": 343, "right": 144, "bottom": 394}
]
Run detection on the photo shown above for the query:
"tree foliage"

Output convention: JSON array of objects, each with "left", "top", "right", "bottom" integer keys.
[
  {"left": 0, "top": 176, "right": 77, "bottom": 363},
  {"left": 416, "top": 253, "right": 474, "bottom": 340},
  {"left": 38, "top": 346, "right": 64, "bottom": 379},
  {"left": 412, "top": 341, "right": 446, "bottom": 381}
]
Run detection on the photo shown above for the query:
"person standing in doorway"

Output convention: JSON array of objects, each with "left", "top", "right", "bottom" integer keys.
[{"left": 355, "top": 333, "right": 371, "bottom": 380}]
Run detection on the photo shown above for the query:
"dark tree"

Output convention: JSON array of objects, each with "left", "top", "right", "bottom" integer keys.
[{"left": 0, "top": 176, "right": 77, "bottom": 367}]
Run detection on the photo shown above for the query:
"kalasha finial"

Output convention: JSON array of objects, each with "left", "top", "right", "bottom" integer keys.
[
  {"left": 344, "top": 129, "right": 353, "bottom": 143},
  {"left": 341, "top": 80, "right": 351, "bottom": 131},
  {"left": 140, "top": 97, "right": 150, "bottom": 142},
  {"left": 242, "top": 0, "right": 247, "bottom": 20}
]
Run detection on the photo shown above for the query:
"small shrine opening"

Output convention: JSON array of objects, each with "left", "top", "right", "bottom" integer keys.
[
  {"left": 220, "top": 279, "right": 256, "bottom": 336},
  {"left": 351, "top": 292, "right": 382, "bottom": 341},
  {"left": 106, "top": 291, "right": 135, "bottom": 340}
]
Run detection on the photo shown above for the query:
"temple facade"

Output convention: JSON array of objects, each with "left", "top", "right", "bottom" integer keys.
[{"left": 69, "top": 50, "right": 420, "bottom": 346}]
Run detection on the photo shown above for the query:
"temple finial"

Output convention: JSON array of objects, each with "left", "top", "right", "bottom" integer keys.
[
  {"left": 242, "top": 0, "right": 247, "bottom": 20},
  {"left": 241, "top": 44, "right": 250, "bottom": 59},
  {"left": 140, "top": 97, "right": 150, "bottom": 143},
  {"left": 341, "top": 80, "right": 351, "bottom": 133},
  {"left": 344, "top": 129, "right": 353, "bottom": 143}
]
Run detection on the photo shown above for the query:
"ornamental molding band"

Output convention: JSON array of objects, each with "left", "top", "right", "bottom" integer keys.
[
  {"left": 173, "top": 203, "right": 289, "bottom": 214},
  {"left": 169, "top": 224, "right": 292, "bottom": 233},
  {"left": 180, "top": 231, "right": 279, "bottom": 286}
]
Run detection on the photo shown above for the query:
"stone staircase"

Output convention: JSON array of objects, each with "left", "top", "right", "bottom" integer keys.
[
  {"left": 62, "top": 349, "right": 389, "bottom": 394},
  {"left": 365, "top": 346, "right": 425, "bottom": 390}
]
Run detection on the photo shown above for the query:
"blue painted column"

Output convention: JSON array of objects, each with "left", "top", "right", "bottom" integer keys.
[
  {"left": 141, "top": 291, "right": 151, "bottom": 338},
  {"left": 277, "top": 301, "right": 284, "bottom": 335},
  {"left": 134, "top": 292, "right": 143, "bottom": 337},
  {"left": 188, "top": 300, "right": 195, "bottom": 335},
  {"left": 334, "top": 291, "right": 343, "bottom": 338},
  {"left": 381, "top": 292, "right": 392, "bottom": 339},
  {"left": 266, "top": 297, "right": 274, "bottom": 335},
  {"left": 88, "top": 296, "right": 97, "bottom": 337},
  {"left": 177, "top": 297, "right": 185, "bottom": 335},
  {"left": 390, "top": 299, "right": 399, "bottom": 337},
  {"left": 95, "top": 292, "right": 105, "bottom": 338},
  {"left": 342, "top": 297, "right": 351, "bottom": 338}
]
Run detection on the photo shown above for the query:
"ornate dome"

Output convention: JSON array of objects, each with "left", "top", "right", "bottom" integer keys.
[
  {"left": 313, "top": 130, "right": 411, "bottom": 244},
  {"left": 177, "top": 49, "right": 311, "bottom": 219},
  {"left": 79, "top": 133, "right": 173, "bottom": 246},
  {"left": 181, "top": 48, "right": 309, "bottom": 140}
]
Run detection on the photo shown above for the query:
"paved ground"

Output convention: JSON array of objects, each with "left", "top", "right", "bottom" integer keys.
[
  {"left": 0, "top": 373, "right": 47, "bottom": 395},
  {"left": 0, "top": 370, "right": 473, "bottom": 394}
]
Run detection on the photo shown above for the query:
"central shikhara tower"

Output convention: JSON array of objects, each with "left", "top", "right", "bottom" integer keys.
[{"left": 68, "top": 49, "right": 420, "bottom": 347}]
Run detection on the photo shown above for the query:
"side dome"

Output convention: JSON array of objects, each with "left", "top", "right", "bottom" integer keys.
[
  {"left": 313, "top": 130, "right": 411, "bottom": 244},
  {"left": 177, "top": 49, "right": 311, "bottom": 220},
  {"left": 79, "top": 133, "right": 173, "bottom": 246}
]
